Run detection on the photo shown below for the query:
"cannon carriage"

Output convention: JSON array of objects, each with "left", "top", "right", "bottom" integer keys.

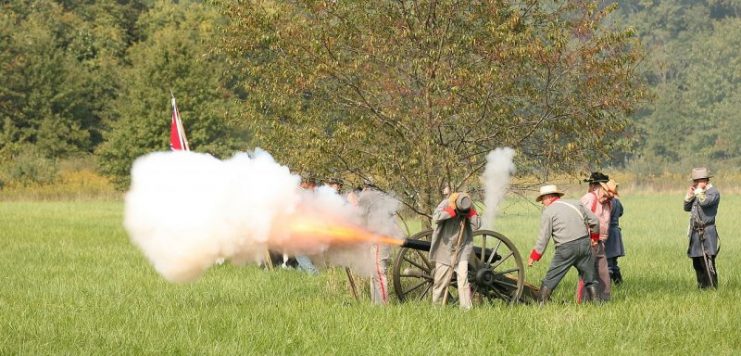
[{"left": 392, "top": 229, "right": 538, "bottom": 304}]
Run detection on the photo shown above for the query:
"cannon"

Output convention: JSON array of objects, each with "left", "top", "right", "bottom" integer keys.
[{"left": 392, "top": 229, "right": 538, "bottom": 304}]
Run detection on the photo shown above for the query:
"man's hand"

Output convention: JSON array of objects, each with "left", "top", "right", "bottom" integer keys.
[
  {"left": 448, "top": 192, "right": 460, "bottom": 210},
  {"left": 527, "top": 257, "right": 535, "bottom": 267}
]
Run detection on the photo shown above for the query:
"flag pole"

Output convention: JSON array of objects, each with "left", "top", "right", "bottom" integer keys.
[{"left": 170, "top": 91, "right": 190, "bottom": 151}]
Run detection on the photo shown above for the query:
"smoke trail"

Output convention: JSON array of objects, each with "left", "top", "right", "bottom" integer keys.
[
  {"left": 481, "top": 147, "right": 516, "bottom": 229},
  {"left": 124, "top": 150, "right": 402, "bottom": 283}
]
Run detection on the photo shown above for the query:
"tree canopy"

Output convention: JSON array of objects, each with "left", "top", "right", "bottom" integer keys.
[
  {"left": 220, "top": 0, "right": 646, "bottom": 216},
  {"left": 0, "top": 0, "right": 738, "bottom": 202}
]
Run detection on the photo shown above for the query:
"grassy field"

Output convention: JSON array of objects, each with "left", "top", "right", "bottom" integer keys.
[{"left": 1, "top": 194, "right": 740, "bottom": 355}]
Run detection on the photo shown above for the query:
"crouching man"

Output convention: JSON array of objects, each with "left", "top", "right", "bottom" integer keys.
[
  {"left": 528, "top": 185, "right": 600, "bottom": 304},
  {"left": 429, "top": 192, "right": 481, "bottom": 309}
]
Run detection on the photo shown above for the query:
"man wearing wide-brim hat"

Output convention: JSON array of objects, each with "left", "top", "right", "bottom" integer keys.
[
  {"left": 528, "top": 185, "right": 601, "bottom": 303},
  {"left": 574, "top": 172, "right": 614, "bottom": 302},
  {"left": 683, "top": 167, "right": 721, "bottom": 289}
]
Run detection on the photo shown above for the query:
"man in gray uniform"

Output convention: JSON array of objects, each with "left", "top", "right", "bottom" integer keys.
[
  {"left": 683, "top": 167, "right": 721, "bottom": 289},
  {"left": 528, "top": 185, "right": 600, "bottom": 303},
  {"left": 429, "top": 192, "right": 481, "bottom": 309}
]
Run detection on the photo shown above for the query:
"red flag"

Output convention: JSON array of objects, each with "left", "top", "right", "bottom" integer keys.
[{"left": 170, "top": 97, "right": 190, "bottom": 151}]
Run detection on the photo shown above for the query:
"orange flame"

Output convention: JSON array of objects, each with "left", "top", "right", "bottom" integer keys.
[{"left": 288, "top": 217, "right": 403, "bottom": 247}]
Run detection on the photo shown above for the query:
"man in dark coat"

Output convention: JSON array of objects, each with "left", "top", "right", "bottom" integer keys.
[
  {"left": 604, "top": 179, "right": 625, "bottom": 285},
  {"left": 683, "top": 167, "right": 721, "bottom": 289}
]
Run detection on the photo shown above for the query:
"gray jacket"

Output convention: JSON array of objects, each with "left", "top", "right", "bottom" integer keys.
[
  {"left": 530, "top": 199, "right": 600, "bottom": 261},
  {"left": 429, "top": 198, "right": 481, "bottom": 266}
]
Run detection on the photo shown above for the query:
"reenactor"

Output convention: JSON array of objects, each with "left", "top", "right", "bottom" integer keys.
[
  {"left": 528, "top": 185, "right": 600, "bottom": 304},
  {"left": 576, "top": 172, "right": 612, "bottom": 302},
  {"left": 429, "top": 192, "right": 481, "bottom": 309},
  {"left": 683, "top": 167, "right": 721, "bottom": 289}
]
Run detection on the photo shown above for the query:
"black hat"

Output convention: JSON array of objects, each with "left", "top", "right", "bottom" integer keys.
[{"left": 583, "top": 172, "right": 609, "bottom": 184}]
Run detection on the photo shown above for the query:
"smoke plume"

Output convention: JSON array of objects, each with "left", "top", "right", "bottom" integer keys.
[
  {"left": 481, "top": 147, "right": 516, "bottom": 229},
  {"left": 124, "top": 150, "right": 402, "bottom": 283}
]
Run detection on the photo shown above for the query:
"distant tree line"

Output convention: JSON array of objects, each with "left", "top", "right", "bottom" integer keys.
[
  {"left": 611, "top": 0, "right": 740, "bottom": 173},
  {"left": 0, "top": 0, "right": 737, "bottom": 195}
]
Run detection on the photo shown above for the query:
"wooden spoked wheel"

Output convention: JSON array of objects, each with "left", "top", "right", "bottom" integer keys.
[{"left": 392, "top": 229, "right": 525, "bottom": 304}]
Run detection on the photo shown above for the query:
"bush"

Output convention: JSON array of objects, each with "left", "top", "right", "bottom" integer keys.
[{"left": 0, "top": 152, "right": 118, "bottom": 200}]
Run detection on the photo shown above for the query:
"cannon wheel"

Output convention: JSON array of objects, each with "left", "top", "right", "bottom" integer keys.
[{"left": 392, "top": 229, "right": 525, "bottom": 304}]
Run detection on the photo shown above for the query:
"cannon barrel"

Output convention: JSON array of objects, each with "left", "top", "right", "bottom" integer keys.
[
  {"left": 400, "top": 238, "right": 432, "bottom": 251},
  {"left": 400, "top": 238, "right": 501, "bottom": 262}
]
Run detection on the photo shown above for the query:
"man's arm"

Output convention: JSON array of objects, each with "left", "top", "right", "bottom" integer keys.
[
  {"left": 528, "top": 211, "right": 553, "bottom": 266},
  {"left": 697, "top": 187, "right": 720, "bottom": 207},
  {"left": 467, "top": 209, "right": 481, "bottom": 230},
  {"left": 580, "top": 203, "right": 600, "bottom": 235},
  {"left": 432, "top": 199, "right": 456, "bottom": 223},
  {"left": 683, "top": 185, "right": 695, "bottom": 211}
]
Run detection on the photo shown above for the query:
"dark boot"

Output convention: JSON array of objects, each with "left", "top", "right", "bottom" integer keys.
[
  {"left": 695, "top": 269, "right": 709, "bottom": 289},
  {"left": 538, "top": 286, "right": 552, "bottom": 305},
  {"left": 584, "top": 285, "right": 598, "bottom": 303},
  {"left": 613, "top": 270, "right": 623, "bottom": 285}
]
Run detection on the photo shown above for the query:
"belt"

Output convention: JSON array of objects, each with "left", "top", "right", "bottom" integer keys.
[{"left": 559, "top": 236, "right": 589, "bottom": 246}]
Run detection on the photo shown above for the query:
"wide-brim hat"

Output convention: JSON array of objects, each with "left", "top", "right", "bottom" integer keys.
[
  {"left": 536, "top": 184, "right": 565, "bottom": 202},
  {"left": 583, "top": 172, "right": 609, "bottom": 184},
  {"left": 691, "top": 167, "right": 712, "bottom": 181},
  {"left": 599, "top": 179, "right": 619, "bottom": 197}
]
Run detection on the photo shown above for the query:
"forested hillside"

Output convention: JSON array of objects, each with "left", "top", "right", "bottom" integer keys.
[
  {"left": 0, "top": 0, "right": 738, "bottom": 191},
  {"left": 612, "top": 0, "right": 740, "bottom": 172}
]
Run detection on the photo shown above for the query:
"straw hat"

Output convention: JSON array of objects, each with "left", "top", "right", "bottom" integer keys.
[
  {"left": 599, "top": 179, "right": 619, "bottom": 197},
  {"left": 535, "top": 185, "right": 565, "bottom": 202},
  {"left": 690, "top": 167, "right": 712, "bottom": 181}
]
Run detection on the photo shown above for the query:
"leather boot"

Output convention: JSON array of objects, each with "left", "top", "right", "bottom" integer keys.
[
  {"left": 613, "top": 270, "right": 623, "bottom": 285},
  {"left": 538, "top": 286, "right": 552, "bottom": 305},
  {"left": 584, "top": 285, "right": 598, "bottom": 303},
  {"left": 696, "top": 269, "right": 709, "bottom": 289}
]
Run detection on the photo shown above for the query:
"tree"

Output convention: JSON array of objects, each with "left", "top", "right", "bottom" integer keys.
[
  {"left": 613, "top": 0, "right": 741, "bottom": 170},
  {"left": 0, "top": 0, "right": 142, "bottom": 160},
  {"left": 220, "top": 0, "right": 646, "bottom": 220},
  {"left": 97, "top": 1, "right": 249, "bottom": 188},
  {"left": 0, "top": 1, "right": 97, "bottom": 158}
]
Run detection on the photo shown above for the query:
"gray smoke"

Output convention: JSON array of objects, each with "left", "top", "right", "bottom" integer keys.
[{"left": 481, "top": 147, "right": 516, "bottom": 229}]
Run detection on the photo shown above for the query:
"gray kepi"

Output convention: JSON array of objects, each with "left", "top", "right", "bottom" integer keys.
[{"left": 456, "top": 193, "right": 473, "bottom": 212}]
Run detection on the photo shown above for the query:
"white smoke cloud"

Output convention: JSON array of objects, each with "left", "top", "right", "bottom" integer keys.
[
  {"left": 481, "top": 147, "right": 516, "bottom": 229},
  {"left": 124, "top": 150, "right": 402, "bottom": 283}
]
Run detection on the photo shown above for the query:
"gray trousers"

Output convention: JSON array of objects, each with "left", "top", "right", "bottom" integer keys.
[
  {"left": 542, "top": 238, "right": 596, "bottom": 290},
  {"left": 432, "top": 261, "right": 472, "bottom": 310}
]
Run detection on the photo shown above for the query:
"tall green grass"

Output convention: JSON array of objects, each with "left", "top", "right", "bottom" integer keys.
[{"left": 1, "top": 195, "right": 740, "bottom": 354}]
